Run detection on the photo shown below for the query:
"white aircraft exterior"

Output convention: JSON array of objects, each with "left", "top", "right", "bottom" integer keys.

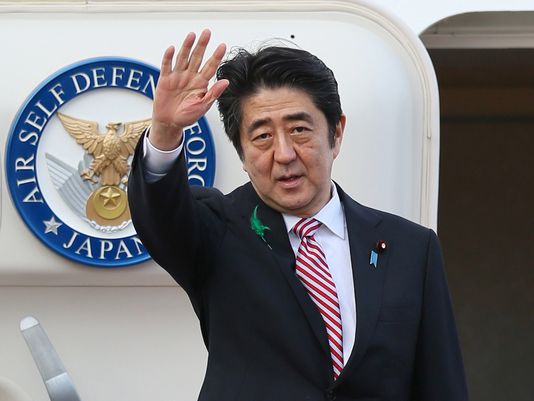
[{"left": 0, "top": 1, "right": 531, "bottom": 400}]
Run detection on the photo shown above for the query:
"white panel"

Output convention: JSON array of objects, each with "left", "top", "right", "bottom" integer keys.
[
  {"left": 0, "top": 5, "right": 438, "bottom": 282},
  {"left": 0, "top": 287, "right": 205, "bottom": 401}
]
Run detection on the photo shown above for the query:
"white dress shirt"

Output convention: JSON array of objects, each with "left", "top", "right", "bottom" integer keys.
[{"left": 142, "top": 136, "right": 357, "bottom": 364}]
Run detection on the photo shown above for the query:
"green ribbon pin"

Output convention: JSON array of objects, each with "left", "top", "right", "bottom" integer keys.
[{"left": 250, "top": 205, "right": 271, "bottom": 249}]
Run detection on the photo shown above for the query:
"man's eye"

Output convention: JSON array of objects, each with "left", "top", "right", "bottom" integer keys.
[
  {"left": 292, "top": 126, "right": 309, "bottom": 134},
  {"left": 254, "top": 133, "right": 271, "bottom": 141}
]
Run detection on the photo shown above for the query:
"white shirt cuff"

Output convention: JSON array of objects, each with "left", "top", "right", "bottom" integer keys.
[{"left": 142, "top": 130, "right": 184, "bottom": 182}]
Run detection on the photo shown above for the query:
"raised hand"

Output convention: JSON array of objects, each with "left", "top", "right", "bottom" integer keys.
[{"left": 150, "top": 29, "right": 229, "bottom": 150}]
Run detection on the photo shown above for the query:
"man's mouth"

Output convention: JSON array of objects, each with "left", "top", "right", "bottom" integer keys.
[{"left": 277, "top": 174, "right": 302, "bottom": 189}]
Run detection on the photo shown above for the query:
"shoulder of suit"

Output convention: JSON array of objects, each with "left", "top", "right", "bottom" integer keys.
[
  {"left": 191, "top": 184, "right": 224, "bottom": 200},
  {"left": 190, "top": 181, "right": 256, "bottom": 218},
  {"left": 370, "top": 204, "right": 431, "bottom": 233},
  {"left": 191, "top": 181, "right": 251, "bottom": 201},
  {"left": 338, "top": 186, "right": 433, "bottom": 237}
]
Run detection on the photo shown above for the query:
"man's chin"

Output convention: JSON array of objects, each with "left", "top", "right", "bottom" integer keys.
[{"left": 270, "top": 197, "right": 316, "bottom": 217}]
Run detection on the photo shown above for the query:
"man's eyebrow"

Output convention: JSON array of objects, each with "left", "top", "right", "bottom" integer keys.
[
  {"left": 247, "top": 117, "right": 272, "bottom": 134},
  {"left": 282, "top": 112, "right": 314, "bottom": 124},
  {"left": 246, "top": 112, "right": 314, "bottom": 134}
]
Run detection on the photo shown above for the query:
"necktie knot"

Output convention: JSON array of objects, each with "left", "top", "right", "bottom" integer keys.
[{"left": 292, "top": 218, "right": 322, "bottom": 239}]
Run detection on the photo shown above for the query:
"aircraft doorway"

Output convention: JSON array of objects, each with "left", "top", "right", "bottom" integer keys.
[{"left": 422, "top": 14, "right": 534, "bottom": 401}]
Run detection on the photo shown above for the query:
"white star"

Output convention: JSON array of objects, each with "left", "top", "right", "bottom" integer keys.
[{"left": 43, "top": 216, "right": 62, "bottom": 235}]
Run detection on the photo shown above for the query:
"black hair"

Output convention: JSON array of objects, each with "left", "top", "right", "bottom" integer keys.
[{"left": 216, "top": 46, "right": 342, "bottom": 159}]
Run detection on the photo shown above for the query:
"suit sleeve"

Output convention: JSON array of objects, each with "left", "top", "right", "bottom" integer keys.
[
  {"left": 412, "top": 230, "right": 469, "bottom": 401},
  {"left": 127, "top": 133, "right": 226, "bottom": 293}
]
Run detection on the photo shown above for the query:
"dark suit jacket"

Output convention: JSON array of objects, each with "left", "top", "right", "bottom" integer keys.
[{"left": 128, "top": 141, "right": 469, "bottom": 401}]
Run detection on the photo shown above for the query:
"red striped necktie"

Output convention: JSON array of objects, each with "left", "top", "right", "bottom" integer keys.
[{"left": 293, "top": 218, "right": 344, "bottom": 380}]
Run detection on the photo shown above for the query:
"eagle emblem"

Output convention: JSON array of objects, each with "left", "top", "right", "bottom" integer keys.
[{"left": 56, "top": 112, "right": 150, "bottom": 228}]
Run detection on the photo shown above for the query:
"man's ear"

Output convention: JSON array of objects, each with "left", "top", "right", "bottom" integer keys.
[{"left": 332, "top": 113, "right": 346, "bottom": 159}]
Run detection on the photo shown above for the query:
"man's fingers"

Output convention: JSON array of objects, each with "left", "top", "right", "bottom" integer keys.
[
  {"left": 160, "top": 46, "right": 175, "bottom": 76},
  {"left": 200, "top": 43, "right": 227, "bottom": 81},
  {"left": 188, "top": 29, "right": 211, "bottom": 72},
  {"left": 205, "top": 79, "right": 230, "bottom": 104},
  {"left": 174, "top": 32, "right": 196, "bottom": 72}
]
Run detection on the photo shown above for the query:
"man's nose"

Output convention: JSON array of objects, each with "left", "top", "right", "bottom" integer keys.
[{"left": 273, "top": 134, "right": 296, "bottom": 164}]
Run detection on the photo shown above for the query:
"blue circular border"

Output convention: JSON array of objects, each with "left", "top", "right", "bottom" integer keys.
[{"left": 5, "top": 57, "right": 216, "bottom": 267}]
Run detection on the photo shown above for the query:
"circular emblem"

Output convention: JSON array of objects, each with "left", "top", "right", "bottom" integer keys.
[{"left": 5, "top": 57, "right": 216, "bottom": 267}]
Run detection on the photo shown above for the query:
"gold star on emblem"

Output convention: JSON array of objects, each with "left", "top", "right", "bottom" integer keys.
[
  {"left": 90, "top": 185, "right": 128, "bottom": 221},
  {"left": 99, "top": 186, "right": 121, "bottom": 208}
]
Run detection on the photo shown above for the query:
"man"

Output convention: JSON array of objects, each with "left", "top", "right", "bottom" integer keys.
[{"left": 128, "top": 29, "right": 469, "bottom": 401}]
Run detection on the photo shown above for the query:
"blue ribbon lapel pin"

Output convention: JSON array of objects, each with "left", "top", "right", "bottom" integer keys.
[{"left": 369, "top": 250, "right": 378, "bottom": 268}]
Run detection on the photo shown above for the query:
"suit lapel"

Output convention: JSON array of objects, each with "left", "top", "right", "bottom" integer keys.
[
  {"left": 238, "top": 184, "right": 330, "bottom": 356},
  {"left": 334, "top": 185, "right": 390, "bottom": 385}
]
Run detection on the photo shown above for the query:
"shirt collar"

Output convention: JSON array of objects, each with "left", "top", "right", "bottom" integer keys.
[{"left": 282, "top": 183, "right": 345, "bottom": 239}]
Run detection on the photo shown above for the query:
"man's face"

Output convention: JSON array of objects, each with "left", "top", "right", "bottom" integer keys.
[{"left": 240, "top": 87, "right": 345, "bottom": 217}]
